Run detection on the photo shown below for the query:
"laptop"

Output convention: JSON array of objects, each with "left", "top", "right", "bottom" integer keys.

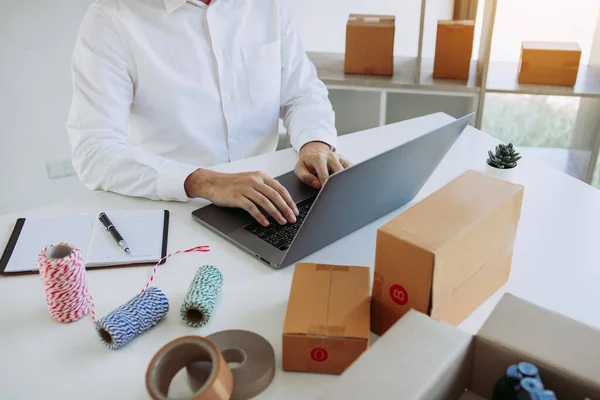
[{"left": 192, "top": 114, "right": 474, "bottom": 269}]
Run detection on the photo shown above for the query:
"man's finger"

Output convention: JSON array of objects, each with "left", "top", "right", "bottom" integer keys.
[
  {"left": 312, "top": 155, "right": 330, "bottom": 187},
  {"left": 339, "top": 157, "right": 352, "bottom": 168},
  {"left": 328, "top": 156, "right": 344, "bottom": 174},
  {"left": 245, "top": 190, "right": 287, "bottom": 225},
  {"left": 239, "top": 197, "right": 269, "bottom": 227},
  {"left": 264, "top": 176, "right": 299, "bottom": 217},
  {"left": 256, "top": 181, "right": 296, "bottom": 223},
  {"left": 295, "top": 163, "right": 321, "bottom": 189}
]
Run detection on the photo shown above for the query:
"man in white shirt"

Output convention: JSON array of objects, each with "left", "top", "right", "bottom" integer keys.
[{"left": 67, "top": 0, "right": 349, "bottom": 228}]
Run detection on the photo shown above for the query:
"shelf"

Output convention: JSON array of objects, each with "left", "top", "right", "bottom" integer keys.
[
  {"left": 308, "top": 52, "right": 417, "bottom": 90},
  {"left": 308, "top": 52, "right": 480, "bottom": 95},
  {"left": 328, "top": 89, "right": 381, "bottom": 134},
  {"left": 485, "top": 61, "right": 600, "bottom": 98},
  {"left": 419, "top": 58, "right": 480, "bottom": 93},
  {"left": 386, "top": 92, "right": 474, "bottom": 125}
]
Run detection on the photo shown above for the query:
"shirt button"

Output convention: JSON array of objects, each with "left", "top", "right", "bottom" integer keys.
[
  {"left": 223, "top": 94, "right": 230, "bottom": 101},
  {"left": 230, "top": 137, "right": 238, "bottom": 144},
  {"left": 216, "top": 49, "right": 223, "bottom": 57}
]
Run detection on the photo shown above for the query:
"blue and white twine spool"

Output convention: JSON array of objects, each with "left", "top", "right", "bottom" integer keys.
[
  {"left": 96, "top": 287, "right": 169, "bottom": 350},
  {"left": 180, "top": 265, "right": 223, "bottom": 327}
]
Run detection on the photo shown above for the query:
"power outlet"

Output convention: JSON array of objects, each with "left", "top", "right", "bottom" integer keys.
[{"left": 46, "top": 159, "right": 76, "bottom": 179}]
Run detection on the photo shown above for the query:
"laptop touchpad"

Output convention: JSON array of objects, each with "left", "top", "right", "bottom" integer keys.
[{"left": 194, "top": 205, "right": 254, "bottom": 235}]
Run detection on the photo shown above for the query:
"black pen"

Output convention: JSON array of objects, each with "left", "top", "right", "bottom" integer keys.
[{"left": 98, "top": 212, "right": 130, "bottom": 253}]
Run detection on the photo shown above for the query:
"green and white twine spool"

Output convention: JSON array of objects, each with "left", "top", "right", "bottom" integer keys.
[{"left": 180, "top": 265, "right": 223, "bottom": 327}]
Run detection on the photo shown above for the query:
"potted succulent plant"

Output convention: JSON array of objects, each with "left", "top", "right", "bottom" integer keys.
[{"left": 486, "top": 143, "right": 521, "bottom": 181}]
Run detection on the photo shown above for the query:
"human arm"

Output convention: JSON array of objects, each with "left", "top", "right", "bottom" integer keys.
[
  {"left": 277, "top": 0, "right": 351, "bottom": 188},
  {"left": 67, "top": 5, "right": 198, "bottom": 201}
]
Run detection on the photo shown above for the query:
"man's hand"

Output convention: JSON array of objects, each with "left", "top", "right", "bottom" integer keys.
[
  {"left": 185, "top": 169, "right": 299, "bottom": 227},
  {"left": 295, "top": 141, "right": 351, "bottom": 189}
]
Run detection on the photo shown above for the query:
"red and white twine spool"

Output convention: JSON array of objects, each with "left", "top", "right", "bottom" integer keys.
[
  {"left": 37, "top": 242, "right": 210, "bottom": 325},
  {"left": 38, "top": 242, "right": 95, "bottom": 323}
]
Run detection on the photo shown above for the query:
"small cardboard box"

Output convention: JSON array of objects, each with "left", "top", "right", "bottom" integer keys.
[
  {"left": 282, "top": 263, "right": 371, "bottom": 374},
  {"left": 344, "top": 14, "right": 395, "bottom": 76},
  {"left": 518, "top": 41, "right": 581, "bottom": 86},
  {"left": 319, "top": 293, "right": 600, "bottom": 400},
  {"left": 371, "top": 170, "right": 524, "bottom": 336},
  {"left": 433, "top": 20, "right": 475, "bottom": 80}
]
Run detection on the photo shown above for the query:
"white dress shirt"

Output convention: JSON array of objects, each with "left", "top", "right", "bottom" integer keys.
[{"left": 67, "top": 0, "right": 336, "bottom": 202}]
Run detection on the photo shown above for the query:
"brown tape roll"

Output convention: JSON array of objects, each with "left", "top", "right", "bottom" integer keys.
[
  {"left": 146, "top": 336, "right": 234, "bottom": 400},
  {"left": 187, "top": 330, "right": 275, "bottom": 400}
]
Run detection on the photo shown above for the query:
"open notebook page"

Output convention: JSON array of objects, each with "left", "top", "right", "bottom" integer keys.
[
  {"left": 84, "top": 210, "right": 165, "bottom": 267},
  {"left": 4, "top": 215, "right": 95, "bottom": 273}
]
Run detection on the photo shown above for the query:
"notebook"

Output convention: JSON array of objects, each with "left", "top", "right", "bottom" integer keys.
[{"left": 0, "top": 210, "right": 169, "bottom": 275}]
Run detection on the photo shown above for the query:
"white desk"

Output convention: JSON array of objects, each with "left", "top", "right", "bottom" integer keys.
[{"left": 1, "top": 113, "right": 600, "bottom": 399}]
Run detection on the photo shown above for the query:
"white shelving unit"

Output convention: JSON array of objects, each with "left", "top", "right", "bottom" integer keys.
[
  {"left": 485, "top": 61, "right": 600, "bottom": 98},
  {"left": 304, "top": 52, "right": 479, "bottom": 136},
  {"left": 300, "top": 0, "right": 497, "bottom": 134},
  {"left": 282, "top": 0, "right": 600, "bottom": 184}
]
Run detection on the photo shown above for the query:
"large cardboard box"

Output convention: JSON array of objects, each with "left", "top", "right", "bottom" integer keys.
[
  {"left": 319, "top": 293, "right": 600, "bottom": 400},
  {"left": 518, "top": 41, "right": 581, "bottom": 86},
  {"left": 433, "top": 20, "right": 475, "bottom": 80},
  {"left": 371, "top": 170, "right": 524, "bottom": 336},
  {"left": 344, "top": 14, "right": 395, "bottom": 76},
  {"left": 282, "top": 263, "right": 370, "bottom": 374}
]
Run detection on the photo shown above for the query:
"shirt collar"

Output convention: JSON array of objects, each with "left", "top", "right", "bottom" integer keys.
[
  {"left": 163, "top": 0, "right": 188, "bottom": 13},
  {"left": 164, "top": 0, "right": 219, "bottom": 13}
]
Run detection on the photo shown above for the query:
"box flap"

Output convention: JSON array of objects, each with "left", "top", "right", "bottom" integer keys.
[
  {"left": 430, "top": 178, "right": 522, "bottom": 312},
  {"left": 327, "top": 265, "right": 371, "bottom": 340},
  {"left": 283, "top": 263, "right": 330, "bottom": 336},
  {"left": 283, "top": 263, "right": 370, "bottom": 340},
  {"left": 476, "top": 293, "right": 600, "bottom": 391},
  {"left": 430, "top": 251, "right": 512, "bottom": 325},
  {"left": 318, "top": 310, "right": 474, "bottom": 400},
  {"left": 348, "top": 14, "right": 395, "bottom": 27},
  {"left": 522, "top": 41, "right": 581, "bottom": 52},
  {"left": 379, "top": 170, "right": 524, "bottom": 252}
]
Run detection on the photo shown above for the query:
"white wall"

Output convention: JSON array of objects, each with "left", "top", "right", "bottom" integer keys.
[
  {"left": 491, "top": 0, "right": 600, "bottom": 63},
  {"left": 0, "top": 0, "right": 93, "bottom": 213},
  {"left": 0, "top": 0, "right": 434, "bottom": 214}
]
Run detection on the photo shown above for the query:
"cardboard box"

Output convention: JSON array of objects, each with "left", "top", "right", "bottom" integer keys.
[
  {"left": 518, "top": 41, "right": 581, "bottom": 86},
  {"left": 433, "top": 20, "right": 475, "bottom": 80},
  {"left": 319, "top": 293, "right": 600, "bottom": 400},
  {"left": 282, "top": 263, "right": 371, "bottom": 374},
  {"left": 344, "top": 14, "right": 395, "bottom": 76},
  {"left": 371, "top": 170, "right": 524, "bottom": 336}
]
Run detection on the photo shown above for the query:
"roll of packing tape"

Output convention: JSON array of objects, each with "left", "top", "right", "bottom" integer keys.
[
  {"left": 146, "top": 336, "right": 234, "bottom": 400},
  {"left": 187, "top": 330, "right": 275, "bottom": 400}
]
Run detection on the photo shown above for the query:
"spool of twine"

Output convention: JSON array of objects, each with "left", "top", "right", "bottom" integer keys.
[
  {"left": 96, "top": 286, "right": 169, "bottom": 350},
  {"left": 37, "top": 242, "right": 94, "bottom": 323},
  {"left": 36, "top": 242, "right": 210, "bottom": 350},
  {"left": 180, "top": 265, "right": 223, "bottom": 327}
]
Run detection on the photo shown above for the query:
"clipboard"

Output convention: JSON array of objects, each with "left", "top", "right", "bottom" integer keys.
[{"left": 0, "top": 210, "right": 169, "bottom": 276}]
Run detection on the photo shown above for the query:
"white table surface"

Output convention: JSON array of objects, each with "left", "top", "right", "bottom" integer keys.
[{"left": 1, "top": 113, "right": 599, "bottom": 399}]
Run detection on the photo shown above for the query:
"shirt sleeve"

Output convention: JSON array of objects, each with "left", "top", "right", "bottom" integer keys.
[
  {"left": 67, "top": 5, "right": 199, "bottom": 202},
  {"left": 277, "top": 0, "right": 337, "bottom": 152}
]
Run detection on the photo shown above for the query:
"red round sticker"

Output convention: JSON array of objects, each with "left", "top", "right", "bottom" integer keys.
[
  {"left": 310, "top": 348, "right": 328, "bottom": 362},
  {"left": 389, "top": 284, "right": 408, "bottom": 305}
]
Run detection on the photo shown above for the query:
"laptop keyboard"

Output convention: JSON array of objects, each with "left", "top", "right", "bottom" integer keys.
[{"left": 243, "top": 197, "right": 316, "bottom": 251}]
